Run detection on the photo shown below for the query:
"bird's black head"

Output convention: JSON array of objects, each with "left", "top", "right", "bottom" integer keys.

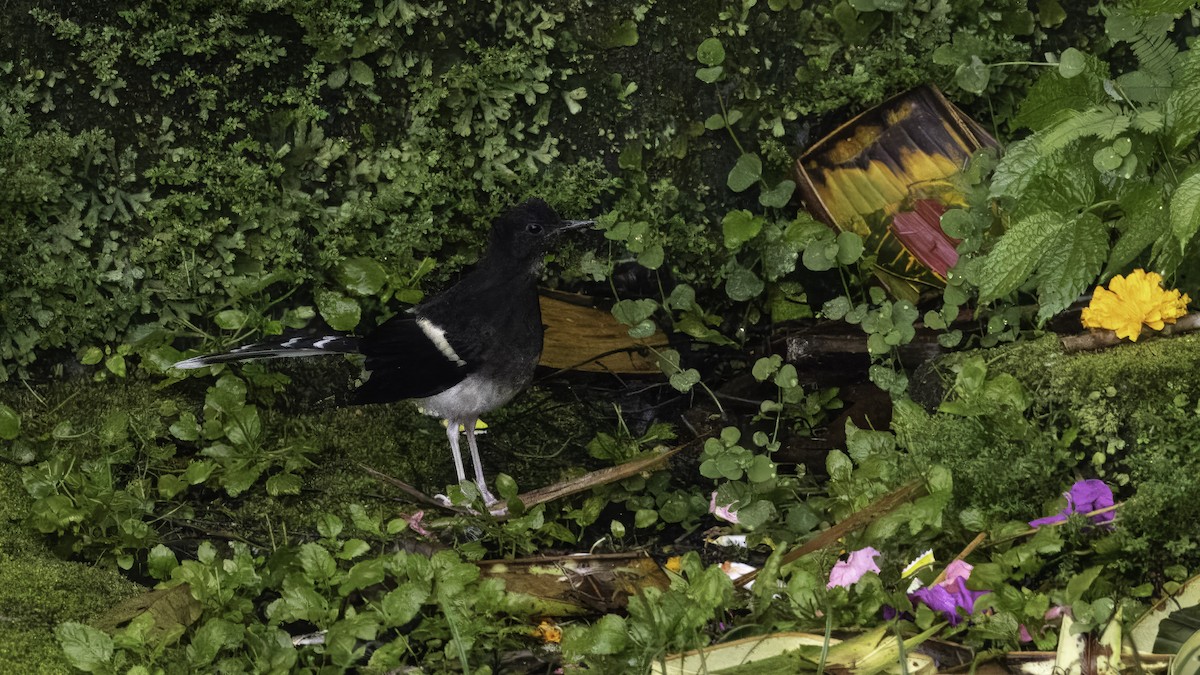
[{"left": 488, "top": 198, "right": 593, "bottom": 263}]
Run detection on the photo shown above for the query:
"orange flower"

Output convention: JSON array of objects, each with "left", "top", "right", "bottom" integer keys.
[
  {"left": 532, "top": 619, "right": 562, "bottom": 644},
  {"left": 1081, "top": 269, "right": 1190, "bottom": 341}
]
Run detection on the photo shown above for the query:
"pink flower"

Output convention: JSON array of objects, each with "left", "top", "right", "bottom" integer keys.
[
  {"left": 709, "top": 491, "right": 740, "bottom": 524},
  {"left": 405, "top": 510, "right": 431, "bottom": 537},
  {"left": 909, "top": 560, "right": 989, "bottom": 626},
  {"left": 827, "top": 547, "right": 882, "bottom": 589},
  {"left": 1029, "top": 479, "right": 1114, "bottom": 529}
]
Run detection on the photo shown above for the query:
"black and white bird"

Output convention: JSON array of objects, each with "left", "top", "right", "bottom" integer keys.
[{"left": 174, "top": 199, "right": 593, "bottom": 505}]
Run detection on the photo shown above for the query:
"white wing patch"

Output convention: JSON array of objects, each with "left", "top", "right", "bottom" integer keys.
[{"left": 417, "top": 317, "right": 467, "bottom": 366}]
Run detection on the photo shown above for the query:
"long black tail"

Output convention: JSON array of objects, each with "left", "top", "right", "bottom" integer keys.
[{"left": 173, "top": 334, "right": 362, "bottom": 369}]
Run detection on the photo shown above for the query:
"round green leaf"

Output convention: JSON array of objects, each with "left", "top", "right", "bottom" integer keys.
[
  {"left": 722, "top": 209, "right": 763, "bottom": 249},
  {"left": 725, "top": 266, "right": 764, "bottom": 301},
  {"left": 759, "top": 179, "right": 796, "bottom": 208},
  {"left": 0, "top": 404, "right": 20, "bottom": 440},
  {"left": 1093, "top": 146, "right": 1123, "bottom": 172},
  {"left": 80, "top": 346, "right": 104, "bottom": 365},
  {"left": 696, "top": 65, "right": 724, "bottom": 83},
  {"left": 349, "top": 60, "right": 375, "bottom": 86},
  {"left": 1058, "top": 48, "right": 1086, "bottom": 78},
  {"left": 955, "top": 56, "right": 990, "bottom": 94},
  {"left": 336, "top": 257, "right": 388, "bottom": 296},
  {"left": 836, "top": 231, "right": 864, "bottom": 264},
  {"left": 214, "top": 309, "right": 247, "bottom": 330},
  {"left": 726, "top": 153, "right": 762, "bottom": 193},
  {"left": 316, "top": 290, "right": 361, "bottom": 331},
  {"left": 696, "top": 37, "right": 726, "bottom": 66}
]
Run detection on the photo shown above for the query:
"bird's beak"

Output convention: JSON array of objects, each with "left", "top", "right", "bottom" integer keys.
[{"left": 557, "top": 219, "right": 595, "bottom": 233}]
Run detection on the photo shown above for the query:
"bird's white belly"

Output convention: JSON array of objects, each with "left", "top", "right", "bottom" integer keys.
[{"left": 417, "top": 373, "right": 525, "bottom": 423}]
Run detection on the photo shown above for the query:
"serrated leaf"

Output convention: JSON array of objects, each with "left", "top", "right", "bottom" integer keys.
[
  {"left": 1170, "top": 169, "right": 1200, "bottom": 251},
  {"left": 55, "top": 622, "right": 113, "bottom": 672},
  {"left": 1032, "top": 214, "right": 1108, "bottom": 323},
  {"left": 1036, "top": 107, "right": 1131, "bottom": 154},
  {"left": 726, "top": 153, "right": 762, "bottom": 192},
  {"left": 977, "top": 212, "right": 1069, "bottom": 301},
  {"left": 1167, "top": 49, "right": 1200, "bottom": 148},
  {"left": 1105, "top": 186, "right": 1167, "bottom": 277}
]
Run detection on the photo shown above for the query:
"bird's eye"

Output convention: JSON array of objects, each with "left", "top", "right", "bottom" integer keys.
[{"left": 526, "top": 223, "right": 544, "bottom": 234}]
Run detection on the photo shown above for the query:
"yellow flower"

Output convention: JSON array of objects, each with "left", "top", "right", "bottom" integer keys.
[
  {"left": 664, "top": 556, "right": 683, "bottom": 573},
  {"left": 1081, "top": 269, "right": 1191, "bottom": 341},
  {"left": 532, "top": 619, "right": 562, "bottom": 644}
]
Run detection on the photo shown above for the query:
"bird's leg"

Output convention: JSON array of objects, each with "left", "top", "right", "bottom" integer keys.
[
  {"left": 434, "top": 422, "right": 469, "bottom": 507},
  {"left": 465, "top": 420, "right": 499, "bottom": 506},
  {"left": 446, "top": 421, "right": 468, "bottom": 484}
]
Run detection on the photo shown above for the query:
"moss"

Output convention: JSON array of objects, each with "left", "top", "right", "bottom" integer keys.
[
  {"left": 897, "top": 333, "right": 1200, "bottom": 571},
  {"left": 0, "top": 463, "right": 142, "bottom": 673}
]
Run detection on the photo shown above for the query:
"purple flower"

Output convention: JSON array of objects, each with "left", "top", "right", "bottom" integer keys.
[
  {"left": 1029, "top": 479, "right": 1115, "bottom": 529},
  {"left": 827, "top": 547, "right": 882, "bottom": 589},
  {"left": 912, "top": 577, "right": 988, "bottom": 626}
]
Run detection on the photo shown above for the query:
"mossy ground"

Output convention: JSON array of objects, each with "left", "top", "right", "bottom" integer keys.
[
  {"left": 898, "top": 331, "right": 1200, "bottom": 574},
  {"left": 0, "top": 362, "right": 607, "bottom": 670}
]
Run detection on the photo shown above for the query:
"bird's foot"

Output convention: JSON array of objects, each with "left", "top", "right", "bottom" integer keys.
[{"left": 432, "top": 491, "right": 507, "bottom": 518}]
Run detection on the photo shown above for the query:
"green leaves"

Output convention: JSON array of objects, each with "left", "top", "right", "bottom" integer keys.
[
  {"left": 695, "top": 37, "right": 725, "bottom": 82},
  {"left": 0, "top": 403, "right": 19, "bottom": 440},
  {"left": 1058, "top": 48, "right": 1086, "bottom": 78},
  {"left": 55, "top": 622, "right": 114, "bottom": 673},
  {"left": 722, "top": 210, "right": 764, "bottom": 249},
  {"left": 976, "top": 212, "right": 1108, "bottom": 321},
  {"left": 315, "top": 290, "right": 360, "bottom": 331},
  {"left": 336, "top": 257, "right": 388, "bottom": 297},
  {"left": 1170, "top": 169, "right": 1200, "bottom": 252},
  {"left": 726, "top": 153, "right": 762, "bottom": 192}
]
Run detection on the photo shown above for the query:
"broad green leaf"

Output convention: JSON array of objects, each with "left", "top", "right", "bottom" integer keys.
[
  {"left": 349, "top": 60, "right": 374, "bottom": 86},
  {"left": 55, "top": 622, "right": 113, "bottom": 672},
  {"left": 298, "top": 542, "right": 337, "bottom": 581},
  {"left": 1032, "top": 214, "right": 1108, "bottom": 323},
  {"left": 1170, "top": 169, "right": 1200, "bottom": 252},
  {"left": 1058, "top": 48, "right": 1086, "bottom": 77},
  {"left": 266, "top": 472, "right": 302, "bottom": 496},
  {"left": 722, "top": 210, "right": 763, "bottom": 249},
  {"left": 759, "top": 179, "right": 796, "bottom": 208},
  {"left": 336, "top": 257, "right": 388, "bottom": 296},
  {"left": 726, "top": 153, "right": 762, "bottom": 192},
  {"left": 214, "top": 309, "right": 247, "bottom": 330},
  {"left": 0, "top": 403, "right": 19, "bottom": 440},
  {"left": 977, "top": 212, "right": 1068, "bottom": 301},
  {"left": 148, "top": 544, "right": 179, "bottom": 580},
  {"left": 836, "top": 231, "right": 864, "bottom": 264},
  {"left": 316, "top": 290, "right": 361, "bottom": 331},
  {"left": 80, "top": 346, "right": 104, "bottom": 365},
  {"left": 612, "top": 298, "right": 658, "bottom": 326},
  {"left": 669, "top": 368, "right": 701, "bottom": 392},
  {"left": 599, "top": 19, "right": 638, "bottom": 48},
  {"left": 725, "top": 265, "right": 764, "bottom": 301},
  {"left": 955, "top": 56, "right": 990, "bottom": 94},
  {"left": 696, "top": 37, "right": 725, "bottom": 66},
  {"left": 696, "top": 66, "right": 724, "bottom": 83}
]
